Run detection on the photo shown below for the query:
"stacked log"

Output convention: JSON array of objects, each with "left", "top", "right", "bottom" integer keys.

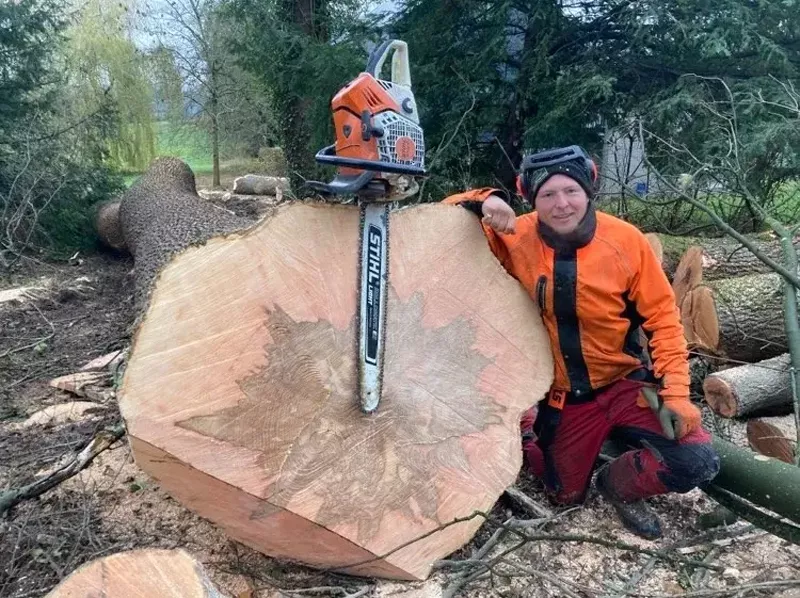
[
  {"left": 662, "top": 239, "right": 798, "bottom": 467},
  {"left": 669, "top": 245, "right": 788, "bottom": 362},
  {"left": 703, "top": 353, "right": 793, "bottom": 418}
]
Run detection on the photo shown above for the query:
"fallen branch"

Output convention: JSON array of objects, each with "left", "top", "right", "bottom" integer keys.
[
  {"left": 626, "top": 578, "right": 800, "bottom": 598},
  {"left": 0, "top": 423, "right": 126, "bottom": 515},
  {"left": 701, "top": 484, "right": 800, "bottom": 545},
  {"left": 503, "top": 485, "right": 554, "bottom": 518},
  {"left": 439, "top": 516, "right": 513, "bottom": 598}
]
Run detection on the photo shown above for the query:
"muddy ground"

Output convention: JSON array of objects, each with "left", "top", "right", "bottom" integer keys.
[{"left": 1, "top": 220, "right": 799, "bottom": 598}]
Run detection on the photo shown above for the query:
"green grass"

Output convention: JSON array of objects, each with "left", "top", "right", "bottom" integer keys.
[
  {"left": 122, "top": 120, "right": 270, "bottom": 190},
  {"left": 154, "top": 120, "right": 214, "bottom": 174}
]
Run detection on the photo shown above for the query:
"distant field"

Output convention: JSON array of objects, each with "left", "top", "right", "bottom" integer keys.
[{"left": 123, "top": 121, "right": 268, "bottom": 190}]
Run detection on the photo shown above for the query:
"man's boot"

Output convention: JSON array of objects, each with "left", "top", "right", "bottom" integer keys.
[{"left": 594, "top": 464, "right": 663, "bottom": 540}]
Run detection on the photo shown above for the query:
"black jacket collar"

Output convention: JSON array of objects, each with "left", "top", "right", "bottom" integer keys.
[{"left": 538, "top": 203, "right": 597, "bottom": 252}]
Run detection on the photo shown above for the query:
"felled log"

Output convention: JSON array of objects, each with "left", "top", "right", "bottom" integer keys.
[
  {"left": 682, "top": 273, "right": 787, "bottom": 363},
  {"left": 232, "top": 174, "right": 289, "bottom": 195},
  {"left": 747, "top": 415, "right": 797, "bottom": 464},
  {"left": 118, "top": 158, "right": 252, "bottom": 307},
  {"left": 710, "top": 435, "right": 800, "bottom": 526},
  {"left": 679, "top": 285, "right": 719, "bottom": 353},
  {"left": 671, "top": 246, "right": 703, "bottom": 310},
  {"left": 95, "top": 200, "right": 126, "bottom": 250},
  {"left": 45, "top": 548, "right": 227, "bottom": 597},
  {"left": 658, "top": 233, "right": 799, "bottom": 281},
  {"left": 644, "top": 232, "right": 663, "bottom": 265},
  {"left": 116, "top": 158, "right": 554, "bottom": 580},
  {"left": 703, "top": 353, "right": 793, "bottom": 418}
]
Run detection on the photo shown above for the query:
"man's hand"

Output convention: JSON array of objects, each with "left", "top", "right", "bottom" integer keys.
[
  {"left": 640, "top": 387, "right": 701, "bottom": 440},
  {"left": 481, "top": 195, "right": 516, "bottom": 234}
]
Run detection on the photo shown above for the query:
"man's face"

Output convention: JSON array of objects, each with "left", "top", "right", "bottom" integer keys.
[{"left": 535, "top": 174, "right": 589, "bottom": 235}]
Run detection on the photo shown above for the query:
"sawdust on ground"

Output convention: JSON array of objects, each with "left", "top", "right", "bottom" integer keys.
[{"left": 1, "top": 245, "right": 799, "bottom": 598}]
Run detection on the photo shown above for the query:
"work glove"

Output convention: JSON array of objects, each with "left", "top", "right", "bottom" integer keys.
[{"left": 638, "top": 386, "right": 701, "bottom": 440}]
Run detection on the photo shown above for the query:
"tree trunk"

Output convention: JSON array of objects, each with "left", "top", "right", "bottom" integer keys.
[
  {"left": 693, "top": 272, "right": 788, "bottom": 363},
  {"left": 45, "top": 549, "right": 227, "bottom": 597},
  {"left": 710, "top": 436, "right": 800, "bottom": 526},
  {"left": 747, "top": 415, "right": 797, "bottom": 464},
  {"left": 703, "top": 353, "right": 793, "bottom": 418},
  {"left": 95, "top": 200, "right": 125, "bottom": 251},
  {"left": 117, "top": 157, "right": 251, "bottom": 308},
  {"left": 209, "top": 61, "right": 221, "bottom": 189},
  {"left": 657, "top": 234, "right": 800, "bottom": 281},
  {"left": 114, "top": 158, "right": 554, "bottom": 580}
]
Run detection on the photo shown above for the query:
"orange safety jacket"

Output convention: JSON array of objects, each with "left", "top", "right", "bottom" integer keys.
[{"left": 443, "top": 188, "right": 690, "bottom": 402}]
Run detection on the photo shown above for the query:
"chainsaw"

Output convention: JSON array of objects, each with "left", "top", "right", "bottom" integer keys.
[{"left": 307, "top": 39, "right": 427, "bottom": 414}]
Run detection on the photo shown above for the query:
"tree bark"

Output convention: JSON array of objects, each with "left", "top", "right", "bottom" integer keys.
[
  {"left": 45, "top": 548, "right": 228, "bottom": 598},
  {"left": 114, "top": 158, "right": 555, "bottom": 580},
  {"left": 116, "top": 157, "right": 252, "bottom": 309},
  {"left": 703, "top": 353, "right": 792, "bottom": 418},
  {"left": 697, "top": 273, "right": 788, "bottom": 363},
  {"left": 95, "top": 200, "right": 125, "bottom": 250},
  {"left": 710, "top": 435, "right": 800, "bottom": 526}
]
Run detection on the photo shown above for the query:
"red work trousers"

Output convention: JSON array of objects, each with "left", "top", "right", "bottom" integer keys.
[{"left": 521, "top": 378, "right": 719, "bottom": 505}]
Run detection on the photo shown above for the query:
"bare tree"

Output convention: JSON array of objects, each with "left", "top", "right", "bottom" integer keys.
[{"left": 142, "top": 0, "right": 239, "bottom": 188}]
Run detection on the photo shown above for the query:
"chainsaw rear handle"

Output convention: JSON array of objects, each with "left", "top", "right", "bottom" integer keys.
[
  {"left": 366, "top": 39, "right": 411, "bottom": 88},
  {"left": 314, "top": 144, "right": 426, "bottom": 176}
]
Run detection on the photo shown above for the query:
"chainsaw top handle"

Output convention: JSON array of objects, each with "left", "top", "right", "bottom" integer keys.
[{"left": 365, "top": 39, "right": 411, "bottom": 88}]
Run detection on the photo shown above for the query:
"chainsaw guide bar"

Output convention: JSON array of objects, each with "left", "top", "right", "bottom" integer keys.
[
  {"left": 358, "top": 202, "right": 390, "bottom": 413},
  {"left": 307, "top": 39, "right": 426, "bottom": 414}
]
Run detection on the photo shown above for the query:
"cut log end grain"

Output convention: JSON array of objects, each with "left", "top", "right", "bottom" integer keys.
[
  {"left": 747, "top": 419, "right": 795, "bottom": 464},
  {"left": 680, "top": 285, "right": 719, "bottom": 352},
  {"left": 118, "top": 199, "right": 554, "bottom": 580},
  {"left": 703, "top": 376, "right": 739, "bottom": 418},
  {"left": 672, "top": 245, "right": 704, "bottom": 309},
  {"left": 45, "top": 548, "right": 228, "bottom": 598}
]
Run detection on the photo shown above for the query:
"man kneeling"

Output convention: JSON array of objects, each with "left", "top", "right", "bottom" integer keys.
[{"left": 444, "top": 146, "right": 720, "bottom": 539}]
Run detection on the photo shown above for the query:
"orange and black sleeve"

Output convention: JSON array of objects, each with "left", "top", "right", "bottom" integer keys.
[{"left": 628, "top": 232, "right": 691, "bottom": 401}]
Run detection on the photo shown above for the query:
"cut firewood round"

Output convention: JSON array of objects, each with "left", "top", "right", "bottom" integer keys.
[
  {"left": 679, "top": 285, "right": 719, "bottom": 352},
  {"left": 671, "top": 245, "right": 704, "bottom": 310},
  {"left": 116, "top": 160, "right": 553, "bottom": 581},
  {"left": 45, "top": 548, "right": 227, "bottom": 597},
  {"left": 703, "top": 353, "right": 793, "bottom": 418},
  {"left": 747, "top": 416, "right": 797, "bottom": 464}
]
